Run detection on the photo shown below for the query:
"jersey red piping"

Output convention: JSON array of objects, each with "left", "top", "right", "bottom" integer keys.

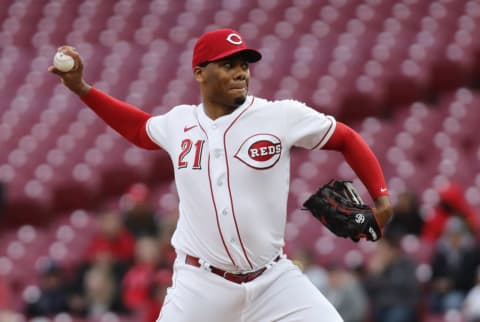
[
  {"left": 223, "top": 97, "right": 255, "bottom": 269},
  {"left": 198, "top": 121, "right": 237, "bottom": 267},
  {"left": 311, "top": 116, "right": 335, "bottom": 150}
]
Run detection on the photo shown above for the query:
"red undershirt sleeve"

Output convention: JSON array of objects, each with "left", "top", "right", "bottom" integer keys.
[
  {"left": 323, "top": 122, "right": 388, "bottom": 199},
  {"left": 81, "top": 87, "right": 159, "bottom": 150}
]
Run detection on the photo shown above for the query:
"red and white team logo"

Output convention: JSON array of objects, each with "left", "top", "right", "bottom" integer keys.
[{"left": 234, "top": 134, "right": 282, "bottom": 169}]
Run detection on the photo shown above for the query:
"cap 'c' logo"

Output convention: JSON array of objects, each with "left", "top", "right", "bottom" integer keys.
[
  {"left": 234, "top": 134, "right": 282, "bottom": 169},
  {"left": 226, "top": 33, "right": 243, "bottom": 45}
]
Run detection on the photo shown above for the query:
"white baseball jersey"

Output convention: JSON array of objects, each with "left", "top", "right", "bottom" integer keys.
[{"left": 146, "top": 96, "right": 336, "bottom": 272}]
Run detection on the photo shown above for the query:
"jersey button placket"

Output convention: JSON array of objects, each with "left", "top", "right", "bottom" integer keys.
[
  {"left": 216, "top": 175, "right": 224, "bottom": 187},
  {"left": 207, "top": 125, "right": 247, "bottom": 268}
]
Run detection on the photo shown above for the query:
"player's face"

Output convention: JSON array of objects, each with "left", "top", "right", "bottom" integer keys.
[{"left": 197, "top": 53, "right": 251, "bottom": 110}]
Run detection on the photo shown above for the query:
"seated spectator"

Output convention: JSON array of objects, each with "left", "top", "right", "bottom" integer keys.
[
  {"left": 363, "top": 235, "right": 420, "bottom": 322},
  {"left": 143, "top": 269, "right": 173, "bottom": 322},
  {"left": 85, "top": 210, "right": 135, "bottom": 264},
  {"left": 67, "top": 246, "right": 129, "bottom": 317},
  {"left": 122, "top": 236, "right": 162, "bottom": 311},
  {"left": 67, "top": 210, "right": 135, "bottom": 316},
  {"left": 428, "top": 217, "right": 480, "bottom": 313},
  {"left": 82, "top": 263, "right": 128, "bottom": 317},
  {"left": 25, "top": 260, "right": 69, "bottom": 317},
  {"left": 324, "top": 264, "right": 368, "bottom": 322},
  {"left": 422, "top": 182, "right": 480, "bottom": 242},
  {"left": 463, "top": 266, "right": 480, "bottom": 322},
  {"left": 120, "top": 183, "right": 161, "bottom": 239},
  {"left": 385, "top": 190, "right": 424, "bottom": 238}
]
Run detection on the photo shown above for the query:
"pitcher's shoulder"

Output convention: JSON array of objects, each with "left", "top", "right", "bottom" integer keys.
[
  {"left": 148, "top": 104, "right": 198, "bottom": 125},
  {"left": 152, "top": 103, "right": 199, "bottom": 118},
  {"left": 171, "top": 103, "right": 199, "bottom": 113},
  {"left": 251, "top": 96, "right": 309, "bottom": 109}
]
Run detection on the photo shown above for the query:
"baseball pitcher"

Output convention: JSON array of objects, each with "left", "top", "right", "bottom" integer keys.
[{"left": 49, "top": 28, "right": 393, "bottom": 322}]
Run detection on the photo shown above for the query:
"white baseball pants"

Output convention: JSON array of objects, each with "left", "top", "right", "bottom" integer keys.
[{"left": 156, "top": 252, "right": 343, "bottom": 322}]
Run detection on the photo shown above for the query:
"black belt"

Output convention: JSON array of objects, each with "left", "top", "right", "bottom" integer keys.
[{"left": 185, "top": 254, "right": 280, "bottom": 284}]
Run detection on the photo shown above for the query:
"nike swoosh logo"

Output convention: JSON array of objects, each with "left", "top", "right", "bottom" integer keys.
[
  {"left": 380, "top": 188, "right": 388, "bottom": 192},
  {"left": 184, "top": 125, "right": 198, "bottom": 132}
]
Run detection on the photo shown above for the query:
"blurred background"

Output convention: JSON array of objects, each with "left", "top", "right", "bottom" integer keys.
[{"left": 0, "top": 0, "right": 480, "bottom": 321}]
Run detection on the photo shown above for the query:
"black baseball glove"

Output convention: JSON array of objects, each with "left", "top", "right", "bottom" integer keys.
[{"left": 302, "top": 180, "right": 382, "bottom": 242}]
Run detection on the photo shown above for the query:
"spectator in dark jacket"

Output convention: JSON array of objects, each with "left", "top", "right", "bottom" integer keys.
[
  {"left": 429, "top": 217, "right": 480, "bottom": 313},
  {"left": 25, "top": 261, "right": 69, "bottom": 317},
  {"left": 386, "top": 189, "right": 424, "bottom": 237},
  {"left": 363, "top": 235, "right": 420, "bottom": 322},
  {"left": 324, "top": 264, "right": 368, "bottom": 322},
  {"left": 120, "top": 183, "right": 161, "bottom": 239}
]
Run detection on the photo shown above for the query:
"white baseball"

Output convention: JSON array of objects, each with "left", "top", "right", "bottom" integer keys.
[{"left": 53, "top": 52, "right": 75, "bottom": 72}]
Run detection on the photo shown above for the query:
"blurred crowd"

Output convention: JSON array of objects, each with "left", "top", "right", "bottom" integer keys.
[
  {"left": 0, "top": 180, "right": 479, "bottom": 322},
  {"left": 1, "top": 183, "right": 177, "bottom": 322}
]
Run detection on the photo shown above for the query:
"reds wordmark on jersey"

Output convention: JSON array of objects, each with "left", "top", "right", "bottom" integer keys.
[
  {"left": 146, "top": 96, "right": 335, "bottom": 272},
  {"left": 235, "top": 133, "right": 282, "bottom": 169}
]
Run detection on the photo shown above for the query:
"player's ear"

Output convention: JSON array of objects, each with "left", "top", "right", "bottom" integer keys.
[{"left": 193, "top": 66, "right": 205, "bottom": 83}]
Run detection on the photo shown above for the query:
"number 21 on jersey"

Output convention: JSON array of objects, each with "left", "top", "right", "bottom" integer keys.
[{"left": 178, "top": 139, "right": 205, "bottom": 169}]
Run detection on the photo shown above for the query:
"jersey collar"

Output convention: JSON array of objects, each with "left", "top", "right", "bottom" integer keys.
[{"left": 197, "top": 96, "right": 254, "bottom": 129}]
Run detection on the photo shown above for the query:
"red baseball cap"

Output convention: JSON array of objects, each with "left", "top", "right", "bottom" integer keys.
[{"left": 192, "top": 28, "right": 262, "bottom": 68}]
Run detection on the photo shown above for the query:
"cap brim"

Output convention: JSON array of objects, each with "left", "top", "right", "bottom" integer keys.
[{"left": 206, "top": 48, "right": 262, "bottom": 65}]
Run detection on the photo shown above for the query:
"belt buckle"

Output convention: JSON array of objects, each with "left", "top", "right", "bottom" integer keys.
[
  {"left": 223, "top": 271, "right": 244, "bottom": 279},
  {"left": 224, "top": 269, "right": 262, "bottom": 283},
  {"left": 224, "top": 271, "right": 248, "bottom": 283}
]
